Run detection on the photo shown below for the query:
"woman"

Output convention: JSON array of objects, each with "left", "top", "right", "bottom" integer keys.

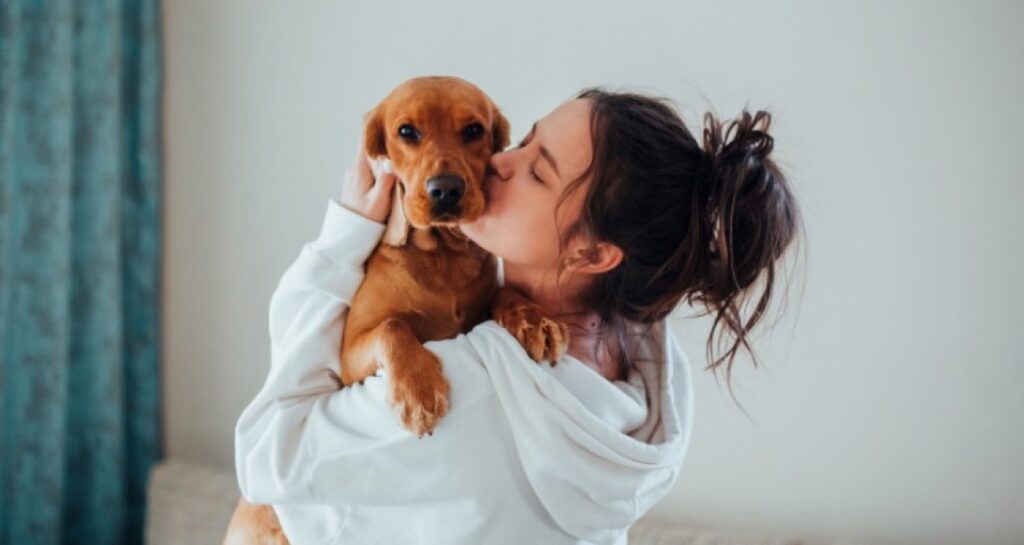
[{"left": 233, "top": 88, "right": 801, "bottom": 545}]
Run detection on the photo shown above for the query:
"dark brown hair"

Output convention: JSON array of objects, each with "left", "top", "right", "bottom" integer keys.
[{"left": 554, "top": 87, "right": 803, "bottom": 394}]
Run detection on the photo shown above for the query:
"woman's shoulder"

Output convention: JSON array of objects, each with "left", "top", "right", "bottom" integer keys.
[
  {"left": 418, "top": 320, "right": 517, "bottom": 402},
  {"left": 422, "top": 319, "right": 515, "bottom": 350},
  {"left": 423, "top": 319, "right": 549, "bottom": 388},
  {"left": 420, "top": 319, "right": 508, "bottom": 355},
  {"left": 421, "top": 320, "right": 520, "bottom": 371}
]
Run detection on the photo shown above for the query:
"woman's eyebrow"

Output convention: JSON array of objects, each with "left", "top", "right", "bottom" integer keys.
[{"left": 530, "top": 121, "right": 561, "bottom": 179}]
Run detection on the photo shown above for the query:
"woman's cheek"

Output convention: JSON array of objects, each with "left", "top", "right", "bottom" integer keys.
[{"left": 513, "top": 209, "right": 556, "bottom": 266}]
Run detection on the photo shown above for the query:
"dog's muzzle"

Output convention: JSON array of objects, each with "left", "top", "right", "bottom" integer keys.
[{"left": 426, "top": 174, "right": 465, "bottom": 216}]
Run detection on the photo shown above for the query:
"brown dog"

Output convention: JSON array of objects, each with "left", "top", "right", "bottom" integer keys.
[
  {"left": 338, "top": 76, "right": 506, "bottom": 436},
  {"left": 224, "top": 76, "right": 569, "bottom": 544}
]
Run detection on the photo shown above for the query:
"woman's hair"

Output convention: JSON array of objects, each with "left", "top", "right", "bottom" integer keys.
[{"left": 554, "top": 87, "right": 803, "bottom": 392}]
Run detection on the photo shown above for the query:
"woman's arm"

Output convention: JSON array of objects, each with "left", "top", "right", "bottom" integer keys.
[
  {"left": 234, "top": 139, "right": 405, "bottom": 503},
  {"left": 234, "top": 196, "right": 496, "bottom": 505},
  {"left": 234, "top": 196, "right": 391, "bottom": 504},
  {"left": 235, "top": 138, "right": 500, "bottom": 504}
]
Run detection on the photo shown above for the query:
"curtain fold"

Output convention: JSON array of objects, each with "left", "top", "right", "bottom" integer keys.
[{"left": 0, "top": 1, "right": 162, "bottom": 543}]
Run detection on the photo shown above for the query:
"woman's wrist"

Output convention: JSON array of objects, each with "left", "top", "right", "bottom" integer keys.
[{"left": 311, "top": 198, "right": 387, "bottom": 269}]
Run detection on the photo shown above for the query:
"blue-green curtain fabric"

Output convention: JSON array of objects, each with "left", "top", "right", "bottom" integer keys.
[{"left": 0, "top": 1, "right": 162, "bottom": 543}]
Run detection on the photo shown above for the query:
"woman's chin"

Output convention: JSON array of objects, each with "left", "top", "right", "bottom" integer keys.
[{"left": 458, "top": 218, "right": 489, "bottom": 251}]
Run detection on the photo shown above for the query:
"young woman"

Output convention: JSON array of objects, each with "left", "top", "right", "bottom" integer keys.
[{"left": 233, "top": 88, "right": 801, "bottom": 545}]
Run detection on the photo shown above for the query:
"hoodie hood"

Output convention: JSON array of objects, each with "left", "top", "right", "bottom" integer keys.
[{"left": 465, "top": 319, "right": 694, "bottom": 545}]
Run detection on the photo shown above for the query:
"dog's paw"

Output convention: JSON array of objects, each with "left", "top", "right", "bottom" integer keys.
[
  {"left": 494, "top": 300, "right": 570, "bottom": 364},
  {"left": 386, "top": 349, "right": 450, "bottom": 438}
]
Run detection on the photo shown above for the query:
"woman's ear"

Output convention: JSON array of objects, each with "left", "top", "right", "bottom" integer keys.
[
  {"left": 491, "top": 107, "right": 511, "bottom": 152},
  {"left": 563, "top": 241, "right": 623, "bottom": 275},
  {"left": 362, "top": 106, "right": 388, "bottom": 158}
]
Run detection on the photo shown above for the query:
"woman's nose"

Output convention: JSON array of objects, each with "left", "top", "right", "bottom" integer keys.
[{"left": 488, "top": 152, "right": 512, "bottom": 181}]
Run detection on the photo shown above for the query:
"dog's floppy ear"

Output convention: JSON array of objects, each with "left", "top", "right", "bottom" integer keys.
[
  {"left": 491, "top": 107, "right": 511, "bottom": 152},
  {"left": 362, "top": 106, "right": 388, "bottom": 158},
  {"left": 381, "top": 182, "right": 409, "bottom": 247}
]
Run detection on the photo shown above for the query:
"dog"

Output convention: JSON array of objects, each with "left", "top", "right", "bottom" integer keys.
[{"left": 224, "top": 76, "right": 570, "bottom": 545}]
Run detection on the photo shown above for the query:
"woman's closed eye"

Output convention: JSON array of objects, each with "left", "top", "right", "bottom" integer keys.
[
  {"left": 515, "top": 139, "right": 546, "bottom": 184},
  {"left": 529, "top": 167, "right": 544, "bottom": 184}
]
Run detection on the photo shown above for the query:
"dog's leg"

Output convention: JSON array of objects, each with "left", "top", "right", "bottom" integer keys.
[
  {"left": 342, "top": 318, "right": 450, "bottom": 437},
  {"left": 491, "top": 286, "right": 570, "bottom": 364},
  {"left": 223, "top": 498, "right": 290, "bottom": 545}
]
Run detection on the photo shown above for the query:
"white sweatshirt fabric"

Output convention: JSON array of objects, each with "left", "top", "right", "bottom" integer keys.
[{"left": 233, "top": 198, "right": 695, "bottom": 545}]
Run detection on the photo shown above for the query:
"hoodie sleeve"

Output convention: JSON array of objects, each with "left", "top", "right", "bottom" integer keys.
[
  {"left": 233, "top": 198, "right": 496, "bottom": 505},
  {"left": 233, "top": 197, "right": 386, "bottom": 504}
]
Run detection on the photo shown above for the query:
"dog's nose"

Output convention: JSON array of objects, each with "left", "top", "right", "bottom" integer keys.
[{"left": 426, "top": 175, "right": 465, "bottom": 209}]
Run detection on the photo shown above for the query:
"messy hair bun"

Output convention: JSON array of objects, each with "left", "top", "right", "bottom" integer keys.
[
  {"left": 692, "top": 109, "right": 800, "bottom": 376},
  {"left": 556, "top": 88, "right": 802, "bottom": 388}
]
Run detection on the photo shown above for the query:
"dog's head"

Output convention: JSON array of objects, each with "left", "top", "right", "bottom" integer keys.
[{"left": 362, "top": 76, "right": 510, "bottom": 237}]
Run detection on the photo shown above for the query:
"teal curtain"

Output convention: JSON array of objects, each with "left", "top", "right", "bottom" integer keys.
[{"left": 0, "top": 1, "right": 162, "bottom": 544}]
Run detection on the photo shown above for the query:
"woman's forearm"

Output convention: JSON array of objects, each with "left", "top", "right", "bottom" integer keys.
[{"left": 233, "top": 198, "right": 385, "bottom": 504}]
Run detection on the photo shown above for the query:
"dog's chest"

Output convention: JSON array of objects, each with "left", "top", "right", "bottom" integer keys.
[{"left": 368, "top": 237, "right": 497, "bottom": 340}]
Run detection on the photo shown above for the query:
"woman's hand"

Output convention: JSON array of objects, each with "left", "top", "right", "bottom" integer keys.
[{"left": 338, "top": 139, "right": 398, "bottom": 224}]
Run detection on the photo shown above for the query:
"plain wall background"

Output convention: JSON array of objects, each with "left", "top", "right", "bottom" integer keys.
[{"left": 160, "top": 1, "right": 1024, "bottom": 544}]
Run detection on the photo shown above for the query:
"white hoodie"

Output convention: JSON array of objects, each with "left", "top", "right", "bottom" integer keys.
[{"left": 234, "top": 198, "right": 695, "bottom": 545}]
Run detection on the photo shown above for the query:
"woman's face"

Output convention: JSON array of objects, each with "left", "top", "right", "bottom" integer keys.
[{"left": 459, "top": 98, "right": 594, "bottom": 269}]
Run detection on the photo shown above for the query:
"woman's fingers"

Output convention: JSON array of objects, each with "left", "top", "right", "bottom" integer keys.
[
  {"left": 353, "top": 139, "right": 375, "bottom": 191},
  {"left": 372, "top": 168, "right": 397, "bottom": 196},
  {"left": 356, "top": 137, "right": 397, "bottom": 189},
  {"left": 337, "top": 137, "right": 398, "bottom": 223}
]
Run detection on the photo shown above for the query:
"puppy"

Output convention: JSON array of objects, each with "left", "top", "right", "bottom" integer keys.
[
  {"left": 339, "top": 75, "right": 507, "bottom": 436},
  {"left": 225, "top": 75, "right": 569, "bottom": 545}
]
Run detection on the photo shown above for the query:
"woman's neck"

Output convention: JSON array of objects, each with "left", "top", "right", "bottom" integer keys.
[
  {"left": 504, "top": 262, "right": 624, "bottom": 381},
  {"left": 562, "top": 314, "right": 625, "bottom": 381}
]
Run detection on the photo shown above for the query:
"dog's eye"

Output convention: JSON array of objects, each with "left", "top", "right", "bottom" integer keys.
[
  {"left": 462, "top": 122, "right": 485, "bottom": 142},
  {"left": 398, "top": 124, "right": 419, "bottom": 142}
]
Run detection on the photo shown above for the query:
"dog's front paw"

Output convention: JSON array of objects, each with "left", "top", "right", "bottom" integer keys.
[
  {"left": 493, "top": 290, "right": 570, "bottom": 364},
  {"left": 386, "top": 349, "right": 450, "bottom": 438}
]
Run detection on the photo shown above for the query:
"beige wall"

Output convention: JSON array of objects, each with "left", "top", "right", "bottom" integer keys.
[{"left": 161, "top": 1, "right": 1024, "bottom": 544}]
